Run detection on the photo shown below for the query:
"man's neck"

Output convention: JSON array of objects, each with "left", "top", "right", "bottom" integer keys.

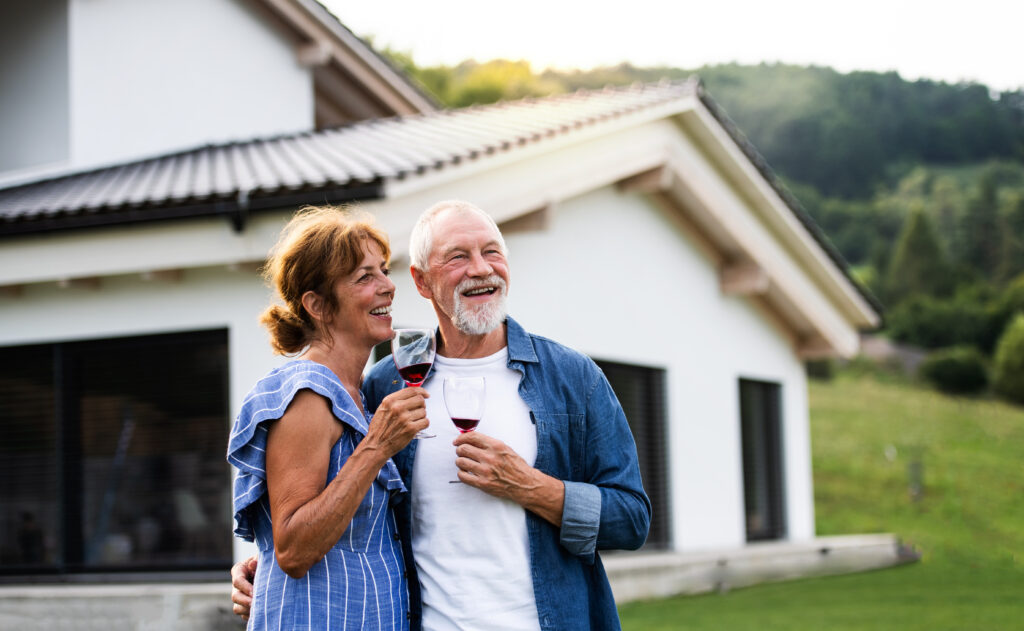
[{"left": 437, "top": 322, "right": 507, "bottom": 359}]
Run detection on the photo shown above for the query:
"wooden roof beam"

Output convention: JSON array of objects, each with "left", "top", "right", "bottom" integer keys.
[
  {"left": 0, "top": 284, "right": 24, "bottom": 298},
  {"left": 57, "top": 277, "right": 101, "bottom": 290},
  {"left": 499, "top": 203, "right": 552, "bottom": 235},
  {"left": 141, "top": 269, "right": 183, "bottom": 283},
  {"left": 616, "top": 164, "right": 673, "bottom": 195},
  {"left": 296, "top": 40, "right": 331, "bottom": 67},
  {"left": 720, "top": 261, "right": 770, "bottom": 296},
  {"left": 797, "top": 335, "right": 837, "bottom": 360},
  {"left": 258, "top": 0, "right": 428, "bottom": 115}
]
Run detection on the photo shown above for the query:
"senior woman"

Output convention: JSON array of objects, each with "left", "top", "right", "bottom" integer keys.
[{"left": 228, "top": 206, "right": 428, "bottom": 629}]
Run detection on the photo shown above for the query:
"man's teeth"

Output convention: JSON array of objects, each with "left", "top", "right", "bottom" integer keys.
[
  {"left": 370, "top": 306, "right": 391, "bottom": 315},
  {"left": 464, "top": 287, "right": 494, "bottom": 296}
]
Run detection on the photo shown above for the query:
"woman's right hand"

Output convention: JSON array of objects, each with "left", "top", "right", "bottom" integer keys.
[{"left": 366, "top": 387, "right": 430, "bottom": 455}]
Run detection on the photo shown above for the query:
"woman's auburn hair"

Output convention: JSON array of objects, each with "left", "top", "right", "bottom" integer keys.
[{"left": 259, "top": 205, "right": 390, "bottom": 355}]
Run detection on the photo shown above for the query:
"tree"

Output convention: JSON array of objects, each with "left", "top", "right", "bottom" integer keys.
[
  {"left": 960, "top": 169, "right": 1002, "bottom": 277},
  {"left": 886, "top": 203, "right": 952, "bottom": 304},
  {"left": 992, "top": 313, "right": 1024, "bottom": 404},
  {"left": 997, "top": 193, "right": 1024, "bottom": 283}
]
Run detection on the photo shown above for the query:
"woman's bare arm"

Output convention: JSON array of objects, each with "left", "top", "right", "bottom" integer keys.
[{"left": 266, "top": 387, "right": 427, "bottom": 578}]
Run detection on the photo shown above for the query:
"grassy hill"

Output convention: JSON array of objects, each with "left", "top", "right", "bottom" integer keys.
[{"left": 618, "top": 371, "right": 1024, "bottom": 630}]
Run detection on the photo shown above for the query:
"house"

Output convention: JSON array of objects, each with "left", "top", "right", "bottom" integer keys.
[{"left": 0, "top": 0, "right": 897, "bottom": 625}]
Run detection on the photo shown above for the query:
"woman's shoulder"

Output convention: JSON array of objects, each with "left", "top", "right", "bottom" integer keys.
[
  {"left": 244, "top": 360, "right": 345, "bottom": 405},
  {"left": 235, "top": 360, "right": 366, "bottom": 433}
]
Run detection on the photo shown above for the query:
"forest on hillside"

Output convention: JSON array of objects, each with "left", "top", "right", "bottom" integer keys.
[{"left": 382, "top": 51, "right": 1024, "bottom": 400}]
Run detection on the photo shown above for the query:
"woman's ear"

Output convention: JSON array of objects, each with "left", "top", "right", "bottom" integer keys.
[{"left": 300, "top": 290, "right": 325, "bottom": 323}]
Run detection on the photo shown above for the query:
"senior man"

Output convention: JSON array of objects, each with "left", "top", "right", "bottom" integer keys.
[{"left": 232, "top": 200, "right": 651, "bottom": 630}]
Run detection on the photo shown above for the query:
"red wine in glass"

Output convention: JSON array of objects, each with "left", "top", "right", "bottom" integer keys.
[
  {"left": 450, "top": 417, "right": 480, "bottom": 433},
  {"left": 397, "top": 362, "right": 432, "bottom": 387},
  {"left": 391, "top": 328, "right": 437, "bottom": 438}
]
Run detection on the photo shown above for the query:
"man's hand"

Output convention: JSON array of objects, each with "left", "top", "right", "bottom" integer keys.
[
  {"left": 453, "top": 432, "right": 565, "bottom": 526},
  {"left": 231, "top": 555, "right": 258, "bottom": 621}
]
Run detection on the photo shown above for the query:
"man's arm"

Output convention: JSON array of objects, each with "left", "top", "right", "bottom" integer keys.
[{"left": 560, "top": 370, "right": 651, "bottom": 558}]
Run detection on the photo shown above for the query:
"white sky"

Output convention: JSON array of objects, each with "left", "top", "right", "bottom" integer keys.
[{"left": 322, "top": 0, "right": 1024, "bottom": 92}]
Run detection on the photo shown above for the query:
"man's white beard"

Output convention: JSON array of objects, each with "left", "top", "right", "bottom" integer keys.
[{"left": 452, "top": 276, "right": 508, "bottom": 335}]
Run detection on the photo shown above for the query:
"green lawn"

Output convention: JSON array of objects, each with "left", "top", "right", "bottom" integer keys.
[{"left": 618, "top": 373, "right": 1024, "bottom": 630}]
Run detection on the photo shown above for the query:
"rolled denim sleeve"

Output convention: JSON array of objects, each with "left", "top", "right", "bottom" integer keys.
[
  {"left": 559, "top": 480, "right": 602, "bottom": 557},
  {"left": 576, "top": 369, "right": 652, "bottom": 557}
]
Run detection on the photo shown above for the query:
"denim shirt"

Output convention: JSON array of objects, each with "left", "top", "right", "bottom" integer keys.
[{"left": 362, "top": 316, "right": 651, "bottom": 631}]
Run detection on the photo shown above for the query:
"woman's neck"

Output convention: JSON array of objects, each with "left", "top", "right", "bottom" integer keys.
[{"left": 301, "top": 339, "right": 371, "bottom": 394}]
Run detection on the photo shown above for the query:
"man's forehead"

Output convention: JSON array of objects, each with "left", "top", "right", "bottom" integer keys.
[{"left": 430, "top": 210, "right": 501, "bottom": 251}]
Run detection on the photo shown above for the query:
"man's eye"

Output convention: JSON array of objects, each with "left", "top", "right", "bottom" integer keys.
[{"left": 382, "top": 268, "right": 391, "bottom": 276}]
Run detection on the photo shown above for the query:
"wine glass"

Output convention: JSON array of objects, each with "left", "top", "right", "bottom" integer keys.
[
  {"left": 444, "top": 376, "right": 485, "bottom": 482},
  {"left": 391, "top": 328, "right": 436, "bottom": 438}
]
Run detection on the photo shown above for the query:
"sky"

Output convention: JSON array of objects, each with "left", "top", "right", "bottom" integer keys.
[{"left": 322, "top": 0, "right": 1024, "bottom": 92}]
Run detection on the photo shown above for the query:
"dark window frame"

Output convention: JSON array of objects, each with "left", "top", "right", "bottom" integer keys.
[
  {"left": 0, "top": 329, "right": 232, "bottom": 581},
  {"left": 738, "top": 378, "right": 787, "bottom": 542},
  {"left": 593, "top": 359, "right": 671, "bottom": 550}
]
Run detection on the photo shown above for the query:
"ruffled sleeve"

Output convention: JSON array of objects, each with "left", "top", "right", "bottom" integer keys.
[{"left": 226, "top": 360, "right": 406, "bottom": 542}]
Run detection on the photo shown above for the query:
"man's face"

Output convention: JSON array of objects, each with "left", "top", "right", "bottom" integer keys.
[{"left": 419, "top": 209, "right": 510, "bottom": 335}]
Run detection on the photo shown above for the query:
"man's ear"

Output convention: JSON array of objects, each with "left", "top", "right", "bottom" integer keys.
[
  {"left": 300, "top": 290, "right": 325, "bottom": 322},
  {"left": 410, "top": 265, "right": 433, "bottom": 300}
]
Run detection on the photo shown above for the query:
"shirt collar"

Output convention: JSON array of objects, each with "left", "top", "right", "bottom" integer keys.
[{"left": 505, "top": 316, "right": 539, "bottom": 363}]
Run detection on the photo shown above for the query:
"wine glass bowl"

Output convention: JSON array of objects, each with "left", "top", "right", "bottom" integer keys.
[
  {"left": 444, "top": 376, "right": 485, "bottom": 482},
  {"left": 391, "top": 328, "right": 436, "bottom": 387},
  {"left": 391, "top": 328, "right": 436, "bottom": 438},
  {"left": 444, "top": 376, "right": 485, "bottom": 433}
]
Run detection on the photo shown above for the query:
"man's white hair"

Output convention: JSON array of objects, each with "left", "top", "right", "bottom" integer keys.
[{"left": 408, "top": 200, "right": 508, "bottom": 270}]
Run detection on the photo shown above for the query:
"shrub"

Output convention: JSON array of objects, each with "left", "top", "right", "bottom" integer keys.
[
  {"left": 992, "top": 313, "right": 1024, "bottom": 404},
  {"left": 917, "top": 346, "right": 988, "bottom": 395},
  {"left": 887, "top": 293, "right": 1003, "bottom": 351},
  {"left": 806, "top": 359, "right": 834, "bottom": 381}
]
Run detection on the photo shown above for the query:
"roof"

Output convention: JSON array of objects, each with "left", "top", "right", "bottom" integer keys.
[
  {"left": 0, "top": 81, "right": 695, "bottom": 235},
  {"left": 691, "top": 84, "right": 884, "bottom": 315},
  {"left": 257, "top": 0, "right": 437, "bottom": 120},
  {"left": 0, "top": 79, "right": 879, "bottom": 317}
]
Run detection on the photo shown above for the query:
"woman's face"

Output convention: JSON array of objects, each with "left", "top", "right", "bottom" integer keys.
[{"left": 329, "top": 239, "right": 395, "bottom": 349}]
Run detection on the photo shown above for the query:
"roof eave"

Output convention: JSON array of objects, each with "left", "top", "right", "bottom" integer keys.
[{"left": 0, "top": 182, "right": 383, "bottom": 239}]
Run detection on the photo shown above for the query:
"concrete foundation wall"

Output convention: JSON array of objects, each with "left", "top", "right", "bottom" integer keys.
[{"left": 0, "top": 534, "right": 915, "bottom": 628}]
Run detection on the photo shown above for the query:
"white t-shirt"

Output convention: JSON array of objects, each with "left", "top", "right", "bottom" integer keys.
[{"left": 412, "top": 348, "right": 541, "bottom": 631}]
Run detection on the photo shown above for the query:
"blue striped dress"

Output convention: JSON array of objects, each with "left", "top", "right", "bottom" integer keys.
[{"left": 228, "top": 360, "right": 410, "bottom": 630}]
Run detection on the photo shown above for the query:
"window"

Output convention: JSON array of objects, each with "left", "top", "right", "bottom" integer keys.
[
  {"left": 594, "top": 360, "right": 670, "bottom": 549},
  {"left": 0, "top": 330, "right": 232, "bottom": 576},
  {"left": 738, "top": 378, "right": 786, "bottom": 541}
]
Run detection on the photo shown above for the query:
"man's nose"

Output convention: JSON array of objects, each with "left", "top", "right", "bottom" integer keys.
[{"left": 466, "top": 251, "right": 493, "bottom": 277}]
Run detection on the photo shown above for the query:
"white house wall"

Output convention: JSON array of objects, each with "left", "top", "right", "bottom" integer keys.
[{"left": 68, "top": 0, "right": 314, "bottom": 171}]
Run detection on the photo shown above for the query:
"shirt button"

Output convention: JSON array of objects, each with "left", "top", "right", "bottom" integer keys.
[{"left": 393, "top": 532, "right": 400, "bottom": 540}]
